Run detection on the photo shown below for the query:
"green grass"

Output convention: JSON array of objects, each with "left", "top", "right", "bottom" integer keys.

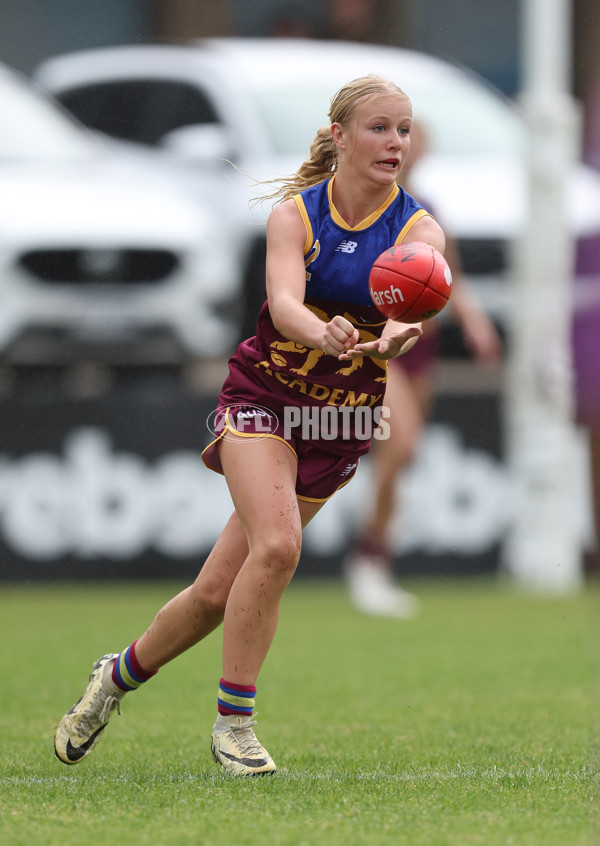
[{"left": 0, "top": 578, "right": 598, "bottom": 845}]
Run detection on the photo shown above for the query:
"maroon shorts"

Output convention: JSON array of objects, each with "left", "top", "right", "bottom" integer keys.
[{"left": 202, "top": 404, "right": 361, "bottom": 502}]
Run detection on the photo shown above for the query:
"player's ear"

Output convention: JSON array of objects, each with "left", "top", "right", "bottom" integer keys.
[{"left": 331, "top": 123, "right": 345, "bottom": 150}]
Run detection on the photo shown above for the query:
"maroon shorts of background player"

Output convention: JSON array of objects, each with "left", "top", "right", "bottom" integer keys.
[
  {"left": 202, "top": 404, "right": 361, "bottom": 502},
  {"left": 389, "top": 323, "right": 439, "bottom": 378}
]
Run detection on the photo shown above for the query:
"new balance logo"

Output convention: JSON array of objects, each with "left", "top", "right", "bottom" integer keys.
[{"left": 335, "top": 240, "right": 358, "bottom": 254}]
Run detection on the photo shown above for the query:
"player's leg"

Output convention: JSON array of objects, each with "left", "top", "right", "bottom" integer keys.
[
  {"left": 210, "top": 433, "right": 324, "bottom": 775},
  {"left": 210, "top": 493, "right": 323, "bottom": 776},
  {"left": 134, "top": 481, "right": 322, "bottom": 673},
  {"left": 218, "top": 434, "right": 305, "bottom": 685},
  {"left": 53, "top": 510, "right": 251, "bottom": 765},
  {"left": 55, "top": 430, "right": 323, "bottom": 771}
]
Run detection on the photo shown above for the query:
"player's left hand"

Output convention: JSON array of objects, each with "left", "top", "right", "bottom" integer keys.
[{"left": 339, "top": 325, "right": 423, "bottom": 361}]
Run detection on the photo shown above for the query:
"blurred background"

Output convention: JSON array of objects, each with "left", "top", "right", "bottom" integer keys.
[{"left": 0, "top": 0, "right": 598, "bottom": 592}]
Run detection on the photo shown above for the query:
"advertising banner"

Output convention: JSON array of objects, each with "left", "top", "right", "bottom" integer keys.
[{"left": 0, "top": 367, "right": 521, "bottom": 581}]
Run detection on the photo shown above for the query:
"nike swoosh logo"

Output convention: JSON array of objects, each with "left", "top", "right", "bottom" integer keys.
[
  {"left": 63, "top": 725, "right": 106, "bottom": 763},
  {"left": 219, "top": 750, "right": 270, "bottom": 769}
]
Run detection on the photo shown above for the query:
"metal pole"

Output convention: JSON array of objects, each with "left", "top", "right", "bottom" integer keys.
[{"left": 501, "top": 0, "right": 583, "bottom": 591}]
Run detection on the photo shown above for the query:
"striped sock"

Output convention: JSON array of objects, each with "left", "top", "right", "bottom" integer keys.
[
  {"left": 218, "top": 678, "right": 256, "bottom": 717},
  {"left": 112, "top": 640, "right": 157, "bottom": 692}
]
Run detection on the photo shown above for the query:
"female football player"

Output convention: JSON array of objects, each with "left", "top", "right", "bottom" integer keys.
[{"left": 54, "top": 74, "right": 445, "bottom": 775}]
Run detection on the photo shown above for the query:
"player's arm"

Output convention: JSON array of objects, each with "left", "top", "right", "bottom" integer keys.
[{"left": 266, "top": 199, "right": 358, "bottom": 356}]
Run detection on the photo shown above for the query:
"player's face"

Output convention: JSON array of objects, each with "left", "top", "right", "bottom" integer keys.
[{"left": 335, "top": 95, "right": 413, "bottom": 185}]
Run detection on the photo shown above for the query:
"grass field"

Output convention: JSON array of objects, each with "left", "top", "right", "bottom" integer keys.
[{"left": 0, "top": 577, "right": 598, "bottom": 846}]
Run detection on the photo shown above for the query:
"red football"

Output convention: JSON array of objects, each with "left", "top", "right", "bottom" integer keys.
[{"left": 368, "top": 241, "right": 453, "bottom": 322}]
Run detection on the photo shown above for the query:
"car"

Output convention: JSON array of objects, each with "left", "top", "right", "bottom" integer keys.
[
  {"left": 34, "top": 37, "right": 600, "bottom": 349},
  {"left": 0, "top": 60, "right": 241, "bottom": 366}
]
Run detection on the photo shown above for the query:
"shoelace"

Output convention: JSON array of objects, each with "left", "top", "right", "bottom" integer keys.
[
  {"left": 229, "top": 720, "right": 266, "bottom": 758},
  {"left": 77, "top": 690, "right": 122, "bottom": 737},
  {"left": 99, "top": 695, "right": 122, "bottom": 723}
]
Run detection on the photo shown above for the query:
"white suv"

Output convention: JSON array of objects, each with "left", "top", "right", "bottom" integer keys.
[
  {"left": 0, "top": 62, "right": 240, "bottom": 364},
  {"left": 35, "top": 37, "right": 600, "bottom": 349}
]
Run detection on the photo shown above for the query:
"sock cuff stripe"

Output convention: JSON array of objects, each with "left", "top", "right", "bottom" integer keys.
[
  {"left": 123, "top": 652, "right": 146, "bottom": 686},
  {"left": 113, "top": 642, "right": 157, "bottom": 691},
  {"left": 129, "top": 640, "right": 157, "bottom": 681},
  {"left": 219, "top": 684, "right": 256, "bottom": 699},
  {"left": 114, "top": 654, "right": 141, "bottom": 691},
  {"left": 217, "top": 678, "right": 256, "bottom": 717},
  {"left": 219, "top": 678, "right": 256, "bottom": 696},
  {"left": 217, "top": 698, "right": 254, "bottom": 715},
  {"left": 113, "top": 658, "right": 135, "bottom": 691},
  {"left": 218, "top": 690, "right": 256, "bottom": 707}
]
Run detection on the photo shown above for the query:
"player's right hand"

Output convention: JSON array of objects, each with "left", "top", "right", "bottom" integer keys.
[{"left": 321, "top": 315, "right": 359, "bottom": 358}]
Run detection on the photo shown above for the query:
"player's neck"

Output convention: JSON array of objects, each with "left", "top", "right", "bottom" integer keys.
[{"left": 330, "top": 173, "right": 395, "bottom": 229}]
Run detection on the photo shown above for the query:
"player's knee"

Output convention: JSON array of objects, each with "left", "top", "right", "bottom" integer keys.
[{"left": 253, "top": 528, "right": 302, "bottom": 576}]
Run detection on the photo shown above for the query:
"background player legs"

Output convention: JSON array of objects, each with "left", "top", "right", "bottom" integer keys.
[
  {"left": 345, "top": 360, "right": 434, "bottom": 618},
  {"left": 367, "top": 362, "right": 431, "bottom": 548}
]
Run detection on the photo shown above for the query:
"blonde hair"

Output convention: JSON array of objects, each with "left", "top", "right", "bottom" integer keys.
[{"left": 257, "top": 74, "right": 410, "bottom": 205}]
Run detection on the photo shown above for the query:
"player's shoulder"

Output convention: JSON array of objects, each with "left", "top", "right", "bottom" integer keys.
[
  {"left": 267, "top": 196, "right": 308, "bottom": 243},
  {"left": 404, "top": 213, "right": 446, "bottom": 254},
  {"left": 268, "top": 197, "right": 301, "bottom": 225}
]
